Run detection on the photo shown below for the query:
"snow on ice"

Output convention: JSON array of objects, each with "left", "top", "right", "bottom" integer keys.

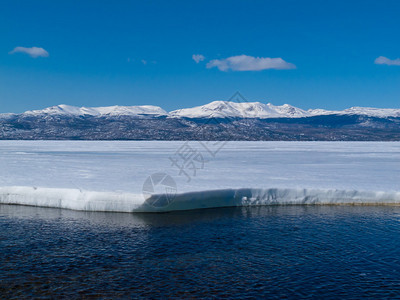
[{"left": 0, "top": 141, "right": 400, "bottom": 212}]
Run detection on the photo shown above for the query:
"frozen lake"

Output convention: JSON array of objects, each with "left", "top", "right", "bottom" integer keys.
[{"left": 0, "top": 141, "right": 400, "bottom": 212}]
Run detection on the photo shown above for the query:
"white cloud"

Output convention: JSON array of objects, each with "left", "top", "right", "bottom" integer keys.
[
  {"left": 141, "top": 59, "right": 147, "bottom": 65},
  {"left": 375, "top": 56, "right": 400, "bottom": 66},
  {"left": 206, "top": 55, "right": 296, "bottom": 71},
  {"left": 9, "top": 46, "right": 49, "bottom": 58},
  {"left": 192, "top": 54, "right": 205, "bottom": 63}
]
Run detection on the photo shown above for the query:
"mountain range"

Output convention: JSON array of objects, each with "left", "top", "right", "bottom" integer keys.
[
  {"left": 7, "top": 101, "right": 400, "bottom": 119},
  {"left": 1, "top": 101, "right": 400, "bottom": 140}
]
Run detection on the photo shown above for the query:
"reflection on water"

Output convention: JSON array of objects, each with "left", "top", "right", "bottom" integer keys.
[{"left": 1, "top": 204, "right": 400, "bottom": 298}]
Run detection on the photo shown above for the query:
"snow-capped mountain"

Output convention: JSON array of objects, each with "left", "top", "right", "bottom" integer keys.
[
  {"left": 169, "top": 101, "right": 310, "bottom": 119},
  {"left": 340, "top": 107, "right": 400, "bottom": 118},
  {"left": 169, "top": 101, "right": 400, "bottom": 119},
  {"left": 307, "top": 107, "right": 400, "bottom": 118},
  {"left": 2, "top": 100, "right": 400, "bottom": 141},
  {"left": 12, "top": 102, "right": 400, "bottom": 119},
  {"left": 24, "top": 104, "right": 167, "bottom": 117}
]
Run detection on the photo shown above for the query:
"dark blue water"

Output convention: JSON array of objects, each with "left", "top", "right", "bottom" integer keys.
[{"left": 2, "top": 205, "right": 400, "bottom": 299}]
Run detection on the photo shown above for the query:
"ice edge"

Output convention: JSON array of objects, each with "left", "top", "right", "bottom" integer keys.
[{"left": 1, "top": 186, "right": 400, "bottom": 213}]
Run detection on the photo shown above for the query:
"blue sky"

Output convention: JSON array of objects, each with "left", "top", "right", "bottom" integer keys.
[{"left": 1, "top": 0, "right": 400, "bottom": 113}]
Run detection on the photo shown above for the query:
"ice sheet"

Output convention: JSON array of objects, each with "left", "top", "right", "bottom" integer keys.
[{"left": 0, "top": 141, "right": 399, "bottom": 212}]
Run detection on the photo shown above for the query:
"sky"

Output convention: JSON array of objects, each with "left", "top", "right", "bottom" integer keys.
[{"left": 1, "top": 0, "right": 400, "bottom": 113}]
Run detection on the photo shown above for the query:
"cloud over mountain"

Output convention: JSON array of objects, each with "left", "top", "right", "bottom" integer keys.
[
  {"left": 374, "top": 56, "right": 400, "bottom": 66},
  {"left": 192, "top": 54, "right": 205, "bottom": 63},
  {"left": 9, "top": 46, "right": 49, "bottom": 58},
  {"left": 206, "top": 55, "right": 296, "bottom": 71}
]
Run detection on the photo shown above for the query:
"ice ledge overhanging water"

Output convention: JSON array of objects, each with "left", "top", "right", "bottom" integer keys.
[{"left": 1, "top": 186, "right": 400, "bottom": 213}]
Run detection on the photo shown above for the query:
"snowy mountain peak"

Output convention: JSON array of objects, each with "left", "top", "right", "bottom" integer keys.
[
  {"left": 24, "top": 104, "right": 168, "bottom": 117},
  {"left": 14, "top": 101, "right": 400, "bottom": 120},
  {"left": 342, "top": 107, "right": 400, "bottom": 118},
  {"left": 169, "top": 101, "right": 310, "bottom": 119},
  {"left": 170, "top": 101, "right": 266, "bottom": 118},
  {"left": 25, "top": 104, "right": 83, "bottom": 116},
  {"left": 266, "top": 103, "right": 309, "bottom": 117}
]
